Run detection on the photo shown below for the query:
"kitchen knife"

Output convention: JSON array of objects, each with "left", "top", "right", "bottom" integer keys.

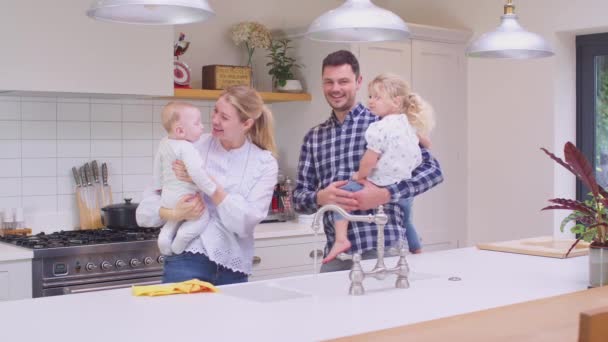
[
  {"left": 84, "top": 162, "right": 102, "bottom": 229},
  {"left": 101, "top": 162, "right": 113, "bottom": 206},
  {"left": 78, "top": 166, "right": 91, "bottom": 229},
  {"left": 72, "top": 166, "right": 87, "bottom": 230},
  {"left": 91, "top": 160, "right": 104, "bottom": 220}
]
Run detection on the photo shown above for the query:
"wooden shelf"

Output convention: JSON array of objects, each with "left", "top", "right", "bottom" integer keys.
[{"left": 172, "top": 88, "right": 311, "bottom": 103}]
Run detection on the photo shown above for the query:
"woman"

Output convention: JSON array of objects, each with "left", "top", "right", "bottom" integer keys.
[{"left": 136, "top": 85, "right": 278, "bottom": 285}]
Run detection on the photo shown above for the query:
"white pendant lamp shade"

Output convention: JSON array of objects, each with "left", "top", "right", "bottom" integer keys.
[
  {"left": 466, "top": 1, "right": 554, "bottom": 59},
  {"left": 87, "top": 0, "right": 215, "bottom": 25},
  {"left": 307, "top": 0, "right": 410, "bottom": 42}
]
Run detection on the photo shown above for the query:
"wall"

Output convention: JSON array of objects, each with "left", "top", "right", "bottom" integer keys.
[{"left": 0, "top": 95, "right": 215, "bottom": 234}]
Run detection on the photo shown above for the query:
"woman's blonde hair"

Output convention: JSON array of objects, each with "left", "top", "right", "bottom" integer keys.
[
  {"left": 221, "top": 85, "right": 277, "bottom": 156},
  {"left": 369, "top": 73, "right": 436, "bottom": 135}
]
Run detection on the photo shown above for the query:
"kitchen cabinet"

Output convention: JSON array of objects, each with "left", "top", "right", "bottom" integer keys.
[
  {"left": 250, "top": 231, "right": 326, "bottom": 281},
  {"left": 0, "top": 259, "right": 32, "bottom": 301},
  {"left": 0, "top": 1, "right": 173, "bottom": 96},
  {"left": 269, "top": 24, "right": 470, "bottom": 250}
]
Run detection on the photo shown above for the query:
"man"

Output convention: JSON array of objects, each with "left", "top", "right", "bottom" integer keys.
[{"left": 293, "top": 50, "right": 443, "bottom": 272}]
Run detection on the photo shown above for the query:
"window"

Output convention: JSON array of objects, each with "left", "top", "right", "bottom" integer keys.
[{"left": 576, "top": 33, "right": 608, "bottom": 199}]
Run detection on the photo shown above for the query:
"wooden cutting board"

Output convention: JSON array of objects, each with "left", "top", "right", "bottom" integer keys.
[
  {"left": 328, "top": 286, "right": 608, "bottom": 342},
  {"left": 476, "top": 235, "right": 590, "bottom": 258}
]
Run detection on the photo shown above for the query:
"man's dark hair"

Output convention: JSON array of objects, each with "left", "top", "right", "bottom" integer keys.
[{"left": 322, "top": 50, "right": 360, "bottom": 78}]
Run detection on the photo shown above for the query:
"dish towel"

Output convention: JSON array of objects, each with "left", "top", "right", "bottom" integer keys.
[{"left": 132, "top": 279, "right": 219, "bottom": 297}]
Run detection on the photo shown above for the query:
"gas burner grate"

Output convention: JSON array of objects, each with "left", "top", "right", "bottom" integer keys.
[{"left": 0, "top": 228, "right": 159, "bottom": 249}]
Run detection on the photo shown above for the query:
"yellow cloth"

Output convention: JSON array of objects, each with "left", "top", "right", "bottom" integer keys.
[{"left": 132, "top": 279, "right": 219, "bottom": 297}]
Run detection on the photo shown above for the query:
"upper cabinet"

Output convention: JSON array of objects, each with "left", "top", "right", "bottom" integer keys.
[{"left": 0, "top": 1, "right": 173, "bottom": 96}]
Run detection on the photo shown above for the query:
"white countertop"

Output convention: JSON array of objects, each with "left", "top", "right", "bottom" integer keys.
[
  {"left": 0, "top": 247, "right": 588, "bottom": 341},
  {"left": 0, "top": 242, "right": 33, "bottom": 262}
]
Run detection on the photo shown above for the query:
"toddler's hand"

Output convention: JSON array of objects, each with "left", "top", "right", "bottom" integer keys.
[
  {"left": 351, "top": 172, "right": 360, "bottom": 181},
  {"left": 172, "top": 160, "right": 193, "bottom": 183}
]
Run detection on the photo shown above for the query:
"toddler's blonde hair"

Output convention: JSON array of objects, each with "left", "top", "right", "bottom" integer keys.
[
  {"left": 369, "top": 73, "right": 435, "bottom": 135},
  {"left": 161, "top": 101, "right": 198, "bottom": 133}
]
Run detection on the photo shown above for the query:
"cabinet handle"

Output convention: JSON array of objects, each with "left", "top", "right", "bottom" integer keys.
[
  {"left": 309, "top": 249, "right": 323, "bottom": 258},
  {"left": 252, "top": 256, "right": 262, "bottom": 265}
]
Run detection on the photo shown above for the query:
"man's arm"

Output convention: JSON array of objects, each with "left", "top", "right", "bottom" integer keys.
[
  {"left": 293, "top": 131, "right": 357, "bottom": 213},
  {"left": 353, "top": 147, "right": 443, "bottom": 210}
]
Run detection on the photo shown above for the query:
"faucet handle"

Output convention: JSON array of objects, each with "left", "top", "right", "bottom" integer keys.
[{"left": 336, "top": 252, "right": 352, "bottom": 261}]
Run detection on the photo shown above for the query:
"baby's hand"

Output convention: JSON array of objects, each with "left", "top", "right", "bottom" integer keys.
[{"left": 351, "top": 172, "right": 360, "bottom": 181}]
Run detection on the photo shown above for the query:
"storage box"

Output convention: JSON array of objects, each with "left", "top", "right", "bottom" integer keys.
[{"left": 202, "top": 65, "right": 251, "bottom": 90}]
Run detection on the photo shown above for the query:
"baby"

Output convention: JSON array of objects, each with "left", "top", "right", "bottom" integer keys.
[
  {"left": 153, "top": 101, "right": 217, "bottom": 256},
  {"left": 324, "top": 73, "right": 434, "bottom": 263}
]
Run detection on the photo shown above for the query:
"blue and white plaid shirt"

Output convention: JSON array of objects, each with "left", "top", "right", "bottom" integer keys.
[{"left": 293, "top": 103, "right": 444, "bottom": 255}]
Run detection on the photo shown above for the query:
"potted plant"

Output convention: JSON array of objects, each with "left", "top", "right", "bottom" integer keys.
[
  {"left": 266, "top": 38, "right": 302, "bottom": 92},
  {"left": 541, "top": 142, "right": 608, "bottom": 287}
]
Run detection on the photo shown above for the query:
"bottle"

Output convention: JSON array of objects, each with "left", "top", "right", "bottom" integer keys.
[
  {"left": 3, "top": 208, "right": 14, "bottom": 230},
  {"left": 14, "top": 208, "right": 25, "bottom": 229},
  {"left": 283, "top": 177, "right": 295, "bottom": 220}
]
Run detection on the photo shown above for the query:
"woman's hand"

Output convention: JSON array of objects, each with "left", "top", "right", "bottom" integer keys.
[
  {"left": 173, "top": 194, "right": 205, "bottom": 221},
  {"left": 172, "top": 160, "right": 193, "bottom": 183}
]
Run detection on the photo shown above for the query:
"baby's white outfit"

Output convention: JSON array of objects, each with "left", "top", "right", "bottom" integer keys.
[
  {"left": 365, "top": 114, "right": 422, "bottom": 186},
  {"left": 153, "top": 137, "right": 217, "bottom": 255}
]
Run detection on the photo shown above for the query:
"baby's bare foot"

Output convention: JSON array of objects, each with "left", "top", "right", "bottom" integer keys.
[{"left": 322, "top": 240, "right": 352, "bottom": 264}]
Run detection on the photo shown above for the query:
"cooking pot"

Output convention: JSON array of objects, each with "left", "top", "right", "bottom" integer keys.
[{"left": 101, "top": 198, "right": 139, "bottom": 229}]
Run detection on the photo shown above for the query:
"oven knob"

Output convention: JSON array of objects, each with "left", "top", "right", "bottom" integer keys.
[
  {"left": 101, "top": 261, "right": 113, "bottom": 271},
  {"left": 144, "top": 257, "right": 153, "bottom": 265},
  {"left": 115, "top": 260, "right": 126, "bottom": 269},
  {"left": 157, "top": 256, "right": 165, "bottom": 264},
  {"left": 85, "top": 262, "right": 97, "bottom": 271},
  {"left": 130, "top": 259, "right": 141, "bottom": 268}
]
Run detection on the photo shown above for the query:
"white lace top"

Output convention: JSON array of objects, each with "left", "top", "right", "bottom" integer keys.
[
  {"left": 136, "top": 134, "right": 278, "bottom": 274},
  {"left": 365, "top": 114, "right": 422, "bottom": 186}
]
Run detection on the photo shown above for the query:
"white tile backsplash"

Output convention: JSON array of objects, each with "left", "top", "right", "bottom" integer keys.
[
  {"left": 21, "top": 121, "right": 57, "bottom": 139},
  {"left": 0, "top": 178, "right": 21, "bottom": 197},
  {"left": 122, "top": 122, "right": 152, "bottom": 139},
  {"left": 0, "top": 95, "right": 210, "bottom": 231},
  {"left": 22, "top": 159, "right": 57, "bottom": 177},
  {"left": 0, "top": 140, "right": 21, "bottom": 158},
  {"left": 122, "top": 104, "right": 153, "bottom": 122},
  {"left": 0, "top": 159, "right": 21, "bottom": 177},
  {"left": 21, "top": 102, "right": 57, "bottom": 121},
  {"left": 57, "top": 121, "right": 91, "bottom": 140},
  {"left": 22, "top": 140, "right": 57, "bottom": 158},
  {"left": 57, "top": 140, "right": 90, "bottom": 158},
  {"left": 92, "top": 122, "right": 122, "bottom": 139},
  {"left": 22, "top": 177, "right": 57, "bottom": 196},
  {"left": 0, "top": 101, "right": 20, "bottom": 120},
  {"left": 91, "top": 103, "right": 122, "bottom": 122},
  {"left": 91, "top": 140, "right": 122, "bottom": 157},
  {"left": 58, "top": 102, "right": 90, "bottom": 121},
  {"left": 0, "top": 121, "right": 21, "bottom": 139}
]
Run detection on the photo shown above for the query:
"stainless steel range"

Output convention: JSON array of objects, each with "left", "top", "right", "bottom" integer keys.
[{"left": 0, "top": 229, "right": 164, "bottom": 297}]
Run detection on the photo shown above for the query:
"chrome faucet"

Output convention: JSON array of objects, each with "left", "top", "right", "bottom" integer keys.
[{"left": 311, "top": 204, "right": 410, "bottom": 296}]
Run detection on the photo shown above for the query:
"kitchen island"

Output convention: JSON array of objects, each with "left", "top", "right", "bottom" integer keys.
[{"left": 0, "top": 247, "right": 590, "bottom": 341}]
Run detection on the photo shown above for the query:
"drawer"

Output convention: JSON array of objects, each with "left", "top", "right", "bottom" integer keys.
[{"left": 252, "top": 242, "right": 325, "bottom": 271}]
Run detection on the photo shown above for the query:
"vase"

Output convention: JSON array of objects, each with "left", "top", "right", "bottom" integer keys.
[
  {"left": 276, "top": 80, "right": 303, "bottom": 93},
  {"left": 589, "top": 245, "right": 608, "bottom": 287}
]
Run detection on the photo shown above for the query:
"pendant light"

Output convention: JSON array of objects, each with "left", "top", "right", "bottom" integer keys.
[
  {"left": 87, "top": 0, "right": 215, "bottom": 25},
  {"left": 466, "top": 0, "right": 554, "bottom": 59},
  {"left": 307, "top": 0, "right": 410, "bottom": 42}
]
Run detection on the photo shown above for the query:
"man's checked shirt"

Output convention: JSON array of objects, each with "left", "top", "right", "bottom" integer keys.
[{"left": 293, "top": 103, "right": 444, "bottom": 255}]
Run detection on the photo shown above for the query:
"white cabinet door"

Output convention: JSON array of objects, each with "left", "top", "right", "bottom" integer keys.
[
  {"left": 0, "top": 1, "right": 173, "bottom": 96},
  {"left": 354, "top": 41, "right": 412, "bottom": 104},
  {"left": 0, "top": 260, "right": 32, "bottom": 301},
  {"left": 411, "top": 40, "right": 467, "bottom": 250}
]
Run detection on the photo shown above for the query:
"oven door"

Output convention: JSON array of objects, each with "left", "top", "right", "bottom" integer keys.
[{"left": 41, "top": 276, "right": 162, "bottom": 297}]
